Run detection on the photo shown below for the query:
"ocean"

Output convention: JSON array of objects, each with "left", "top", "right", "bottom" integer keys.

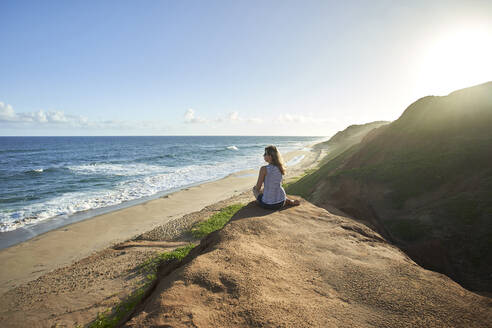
[{"left": 0, "top": 136, "right": 321, "bottom": 241}]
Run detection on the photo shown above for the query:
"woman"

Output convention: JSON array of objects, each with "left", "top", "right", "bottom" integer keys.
[{"left": 253, "top": 145, "right": 300, "bottom": 210}]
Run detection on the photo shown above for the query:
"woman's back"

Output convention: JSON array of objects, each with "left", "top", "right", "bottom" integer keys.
[{"left": 262, "top": 164, "right": 286, "bottom": 204}]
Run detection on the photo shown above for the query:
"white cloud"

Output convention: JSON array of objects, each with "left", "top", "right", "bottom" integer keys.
[
  {"left": 0, "top": 101, "right": 154, "bottom": 131},
  {"left": 203, "top": 110, "right": 336, "bottom": 126},
  {"left": 247, "top": 117, "right": 263, "bottom": 124},
  {"left": 0, "top": 102, "right": 16, "bottom": 120},
  {"left": 216, "top": 111, "right": 263, "bottom": 124},
  {"left": 184, "top": 108, "right": 207, "bottom": 123},
  {"left": 279, "top": 113, "right": 303, "bottom": 123},
  {"left": 19, "top": 110, "right": 48, "bottom": 123},
  {"left": 1, "top": 105, "right": 91, "bottom": 126},
  {"left": 183, "top": 109, "right": 263, "bottom": 124},
  {"left": 0, "top": 102, "right": 83, "bottom": 125},
  {"left": 228, "top": 111, "right": 240, "bottom": 121},
  {"left": 278, "top": 113, "right": 338, "bottom": 125},
  {"left": 1, "top": 101, "right": 337, "bottom": 136}
]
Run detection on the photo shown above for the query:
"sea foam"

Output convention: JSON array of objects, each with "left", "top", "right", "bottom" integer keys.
[
  {"left": 0, "top": 158, "right": 262, "bottom": 232},
  {"left": 0, "top": 136, "right": 322, "bottom": 233}
]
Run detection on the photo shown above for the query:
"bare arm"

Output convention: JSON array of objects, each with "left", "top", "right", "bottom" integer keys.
[{"left": 255, "top": 166, "right": 267, "bottom": 191}]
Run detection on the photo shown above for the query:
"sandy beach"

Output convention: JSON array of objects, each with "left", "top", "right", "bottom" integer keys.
[{"left": 0, "top": 146, "right": 323, "bottom": 327}]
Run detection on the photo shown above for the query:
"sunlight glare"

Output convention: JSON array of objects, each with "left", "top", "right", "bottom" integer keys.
[{"left": 418, "top": 24, "right": 492, "bottom": 95}]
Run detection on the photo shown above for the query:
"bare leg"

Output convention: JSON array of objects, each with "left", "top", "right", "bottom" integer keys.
[{"left": 285, "top": 198, "right": 300, "bottom": 206}]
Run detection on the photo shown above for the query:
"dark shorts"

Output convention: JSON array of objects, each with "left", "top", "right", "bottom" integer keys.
[{"left": 256, "top": 193, "right": 285, "bottom": 210}]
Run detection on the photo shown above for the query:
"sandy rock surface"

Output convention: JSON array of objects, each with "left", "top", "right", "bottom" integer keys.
[{"left": 124, "top": 200, "right": 491, "bottom": 328}]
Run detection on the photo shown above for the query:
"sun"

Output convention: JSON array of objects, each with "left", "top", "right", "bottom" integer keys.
[{"left": 417, "top": 24, "right": 492, "bottom": 95}]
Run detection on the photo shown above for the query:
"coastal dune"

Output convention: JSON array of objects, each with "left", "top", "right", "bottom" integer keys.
[{"left": 124, "top": 201, "right": 491, "bottom": 327}]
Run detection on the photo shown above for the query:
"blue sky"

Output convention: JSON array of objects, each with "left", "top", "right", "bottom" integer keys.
[{"left": 1, "top": 0, "right": 491, "bottom": 136}]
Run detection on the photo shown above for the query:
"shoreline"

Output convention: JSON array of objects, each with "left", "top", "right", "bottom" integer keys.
[
  {"left": 0, "top": 141, "right": 322, "bottom": 250},
  {"left": 0, "top": 175, "right": 248, "bottom": 250},
  {"left": 0, "top": 146, "right": 322, "bottom": 295}
]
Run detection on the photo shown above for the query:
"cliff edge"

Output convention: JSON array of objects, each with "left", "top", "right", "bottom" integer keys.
[{"left": 123, "top": 201, "right": 491, "bottom": 328}]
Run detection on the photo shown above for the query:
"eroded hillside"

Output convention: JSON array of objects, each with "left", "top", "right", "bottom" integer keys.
[
  {"left": 123, "top": 201, "right": 491, "bottom": 327},
  {"left": 287, "top": 81, "right": 492, "bottom": 292}
]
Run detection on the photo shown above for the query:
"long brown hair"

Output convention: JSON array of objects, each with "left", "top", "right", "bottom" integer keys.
[{"left": 265, "top": 145, "right": 286, "bottom": 175}]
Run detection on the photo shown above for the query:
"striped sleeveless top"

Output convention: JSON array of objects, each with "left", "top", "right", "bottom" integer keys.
[{"left": 262, "top": 164, "right": 286, "bottom": 204}]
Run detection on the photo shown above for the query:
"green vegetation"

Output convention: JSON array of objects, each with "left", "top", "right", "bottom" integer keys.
[
  {"left": 89, "top": 287, "right": 147, "bottom": 328},
  {"left": 138, "top": 243, "right": 197, "bottom": 281},
  {"left": 285, "top": 145, "right": 358, "bottom": 199},
  {"left": 287, "top": 83, "right": 492, "bottom": 293},
  {"left": 89, "top": 203, "right": 245, "bottom": 328},
  {"left": 442, "top": 195, "right": 481, "bottom": 225},
  {"left": 285, "top": 82, "right": 492, "bottom": 291},
  {"left": 282, "top": 168, "right": 316, "bottom": 190},
  {"left": 387, "top": 219, "right": 430, "bottom": 242},
  {"left": 287, "top": 131, "right": 492, "bottom": 209},
  {"left": 285, "top": 122, "right": 388, "bottom": 199},
  {"left": 88, "top": 244, "right": 196, "bottom": 328},
  {"left": 315, "top": 121, "right": 389, "bottom": 166},
  {"left": 190, "top": 204, "right": 244, "bottom": 238}
]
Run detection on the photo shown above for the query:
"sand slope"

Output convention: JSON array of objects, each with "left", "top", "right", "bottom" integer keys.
[{"left": 124, "top": 200, "right": 491, "bottom": 328}]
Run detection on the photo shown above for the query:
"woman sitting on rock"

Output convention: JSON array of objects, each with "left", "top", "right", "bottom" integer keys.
[{"left": 253, "top": 145, "right": 300, "bottom": 210}]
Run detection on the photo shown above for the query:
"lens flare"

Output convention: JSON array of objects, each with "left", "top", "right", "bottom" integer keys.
[{"left": 418, "top": 24, "right": 492, "bottom": 94}]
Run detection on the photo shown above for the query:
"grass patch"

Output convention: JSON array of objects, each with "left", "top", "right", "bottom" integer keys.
[
  {"left": 288, "top": 135, "right": 492, "bottom": 210},
  {"left": 89, "top": 203, "right": 246, "bottom": 327},
  {"left": 285, "top": 146, "right": 358, "bottom": 199},
  {"left": 138, "top": 243, "right": 196, "bottom": 281},
  {"left": 190, "top": 204, "right": 244, "bottom": 238},
  {"left": 89, "top": 243, "right": 196, "bottom": 328},
  {"left": 282, "top": 168, "right": 316, "bottom": 190},
  {"left": 88, "top": 287, "right": 146, "bottom": 328}
]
